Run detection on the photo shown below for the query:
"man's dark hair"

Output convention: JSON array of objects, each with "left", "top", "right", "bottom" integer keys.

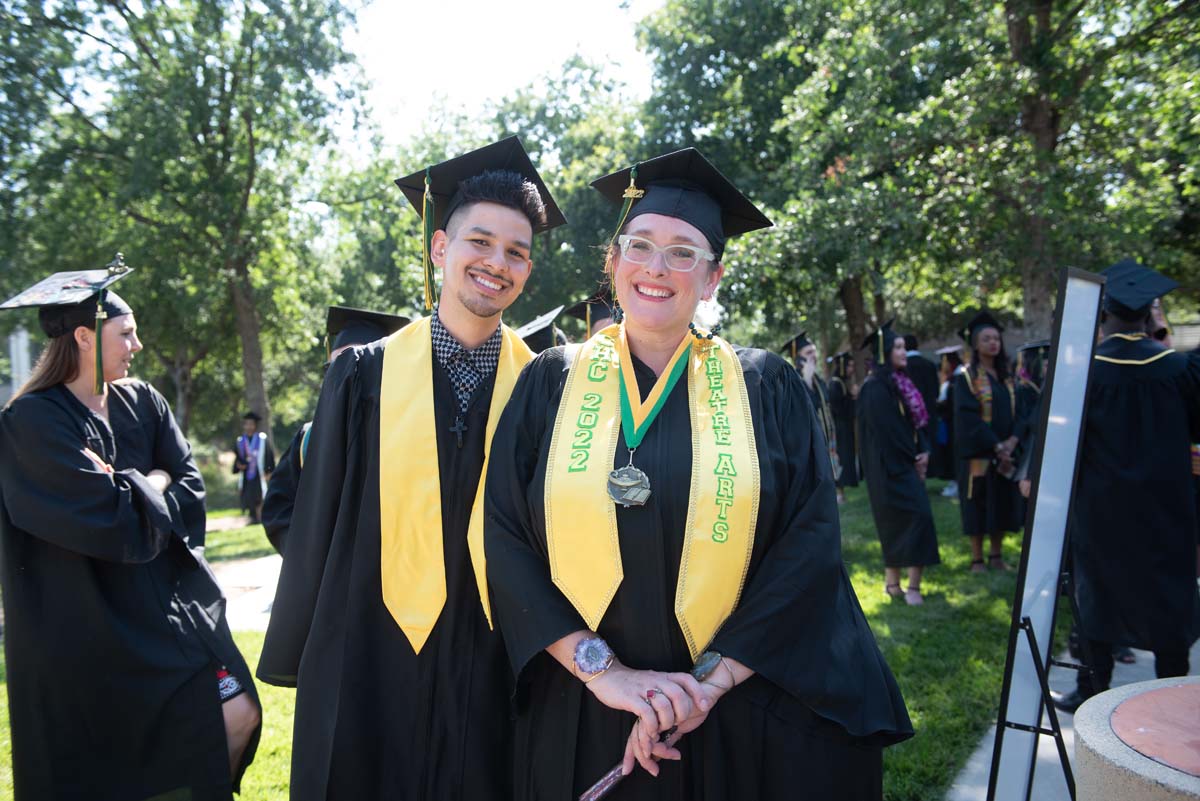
[
  {"left": 447, "top": 169, "right": 546, "bottom": 233},
  {"left": 904, "top": 334, "right": 919, "bottom": 351}
]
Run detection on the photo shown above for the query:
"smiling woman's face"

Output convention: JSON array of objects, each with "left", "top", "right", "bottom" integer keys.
[
  {"left": 612, "top": 213, "right": 723, "bottom": 337},
  {"left": 101, "top": 313, "right": 142, "bottom": 382}
]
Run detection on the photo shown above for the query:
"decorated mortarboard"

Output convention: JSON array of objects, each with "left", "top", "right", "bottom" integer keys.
[
  {"left": 1101, "top": 258, "right": 1179, "bottom": 320},
  {"left": 0, "top": 253, "right": 134, "bottom": 394},
  {"left": 394, "top": 137, "right": 566, "bottom": 311},
  {"left": 861, "top": 319, "right": 899, "bottom": 364},
  {"left": 563, "top": 286, "right": 616, "bottom": 334},
  {"left": 515, "top": 304, "right": 566, "bottom": 354},
  {"left": 591, "top": 148, "right": 773, "bottom": 261},
  {"left": 935, "top": 344, "right": 964, "bottom": 356},
  {"left": 958, "top": 310, "right": 1004, "bottom": 343},
  {"left": 780, "top": 331, "right": 813, "bottom": 362},
  {"left": 326, "top": 305, "right": 410, "bottom": 358}
]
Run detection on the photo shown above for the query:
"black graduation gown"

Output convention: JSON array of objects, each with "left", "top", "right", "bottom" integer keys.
[
  {"left": 930, "top": 380, "right": 956, "bottom": 480},
  {"left": 484, "top": 346, "right": 912, "bottom": 801},
  {"left": 1069, "top": 337, "right": 1200, "bottom": 650},
  {"left": 0, "top": 380, "right": 260, "bottom": 801},
  {"left": 952, "top": 368, "right": 1022, "bottom": 536},
  {"left": 857, "top": 374, "right": 940, "bottom": 568},
  {"left": 233, "top": 434, "right": 275, "bottom": 511},
  {"left": 257, "top": 340, "right": 512, "bottom": 801},
  {"left": 261, "top": 425, "right": 307, "bottom": 554},
  {"left": 827, "top": 377, "right": 859, "bottom": 487}
]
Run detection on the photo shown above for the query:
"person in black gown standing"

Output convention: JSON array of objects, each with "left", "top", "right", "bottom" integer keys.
[
  {"left": 257, "top": 138, "right": 566, "bottom": 801},
  {"left": 858, "top": 322, "right": 940, "bottom": 606},
  {"left": 1051, "top": 259, "right": 1200, "bottom": 712},
  {"left": 953, "top": 311, "right": 1021, "bottom": 573},
  {"left": 827, "top": 351, "right": 860, "bottom": 492},
  {"left": 484, "top": 148, "right": 911, "bottom": 801},
  {"left": 0, "top": 261, "right": 261, "bottom": 801}
]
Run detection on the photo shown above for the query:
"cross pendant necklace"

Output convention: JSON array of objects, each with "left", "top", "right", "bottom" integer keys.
[{"left": 450, "top": 415, "right": 467, "bottom": 448}]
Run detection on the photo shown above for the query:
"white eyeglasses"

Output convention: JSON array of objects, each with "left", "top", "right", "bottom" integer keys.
[{"left": 617, "top": 234, "right": 715, "bottom": 273}]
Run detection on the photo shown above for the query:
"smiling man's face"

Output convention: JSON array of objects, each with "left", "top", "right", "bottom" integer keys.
[{"left": 432, "top": 201, "right": 534, "bottom": 321}]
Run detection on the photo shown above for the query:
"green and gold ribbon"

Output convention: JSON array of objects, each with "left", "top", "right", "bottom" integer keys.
[{"left": 544, "top": 324, "right": 760, "bottom": 659}]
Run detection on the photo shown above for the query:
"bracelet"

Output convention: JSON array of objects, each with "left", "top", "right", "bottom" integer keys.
[
  {"left": 718, "top": 657, "right": 737, "bottom": 689},
  {"left": 581, "top": 664, "right": 611, "bottom": 684}
]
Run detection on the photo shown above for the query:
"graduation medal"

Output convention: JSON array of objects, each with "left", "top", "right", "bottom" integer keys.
[
  {"left": 544, "top": 323, "right": 761, "bottom": 659},
  {"left": 607, "top": 333, "right": 691, "bottom": 507}
]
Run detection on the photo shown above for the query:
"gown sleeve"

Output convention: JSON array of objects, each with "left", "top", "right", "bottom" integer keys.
[
  {"left": 859, "top": 378, "right": 919, "bottom": 474},
  {"left": 257, "top": 350, "right": 360, "bottom": 687},
  {"left": 709, "top": 362, "right": 912, "bottom": 745},
  {"left": 261, "top": 428, "right": 304, "bottom": 555},
  {"left": 953, "top": 370, "right": 1001, "bottom": 457},
  {"left": 264, "top": 436, "right": 277, "bottom": 475},
  {"left": 146, "top": 384, "right": 208, "bottom": 548},
  {"left": 484, "top": 351, "right": 588, "bottom": 683},
  {"left": 0, "top": 393, "right": 175, "bottom": 563}
]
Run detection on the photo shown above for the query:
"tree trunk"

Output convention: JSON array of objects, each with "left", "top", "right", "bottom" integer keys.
[
  {"left": 873, "top": 290, "right": 887, "bottom": 328},
  {"left": 170, "top": 359, "right": 193, "bottom": 436},
  {"left": 228, "top": 256, "right": 272, "bottom": 443},
  {"left": 838, "top": 274, "right": 869, "bottom": 383}
]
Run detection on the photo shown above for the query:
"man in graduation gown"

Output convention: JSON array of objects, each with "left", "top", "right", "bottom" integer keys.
[
  {"left": 261, "top": 306, "right": 409, "bottom": 554},
  {"left": 233, "top": 411, "right": 274, "bottom": 523},
  {"left": 827, "top": 352, "right": 860, "bottom": 488},
  {"left": 1052, "top": 259, "right": 1200, "bottom": 712},
  {"left": 256, "top": 137, "right": 565, "bottom": 801}
]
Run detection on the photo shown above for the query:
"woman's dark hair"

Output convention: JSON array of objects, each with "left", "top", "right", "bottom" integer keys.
[
  {"left": 969, "top": 327, "right": 1010, "bottom": 381},
  {"left": 6, "top": 334, "right": 81, "bottom": 408},
  {"left": 447, "top": 169, "right": 547, "bottom": 232}
]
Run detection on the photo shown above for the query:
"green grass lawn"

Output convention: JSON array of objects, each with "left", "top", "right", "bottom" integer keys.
[{"left": 0, "top": 486, "right": 1033, "bottom": 800}]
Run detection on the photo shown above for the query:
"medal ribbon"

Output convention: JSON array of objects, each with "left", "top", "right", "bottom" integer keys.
[
  {"left": 545, "top": 324, "right": 759, "bottom": 658},
  {"left": 379, "top": 316, "right": 534, "bottom": 653},
  {"left": 617, "top": 326, "right": 691, "bottom": 452}
]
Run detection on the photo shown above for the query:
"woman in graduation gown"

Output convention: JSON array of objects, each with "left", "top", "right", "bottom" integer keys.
[
  {"left": 484, "top": 150, "right": 912, "bottom": 801},
  {"left": 827, "top": 352, "right": 860, "bottom": 489},
  {"left": 0, "top": 263, "right": 261, "bottom": 801},
  {"left": 953, "top": 311, "right": 1022, "bottom": 572},
  {"left": 857, "top": 323, "right": 940, "bottom": 605}
]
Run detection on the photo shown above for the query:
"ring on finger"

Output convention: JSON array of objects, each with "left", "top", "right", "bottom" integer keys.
[{"left": 645, "top": 688, "right": 664, "bottom": 702}]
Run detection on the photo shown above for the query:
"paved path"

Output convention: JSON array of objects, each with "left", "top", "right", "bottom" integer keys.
[
  {"left": 210, "top": 552, "right": 281, "bottom": 631},
  {"left": 946, "top": 638, "right": 1200, "bottom": 800}
]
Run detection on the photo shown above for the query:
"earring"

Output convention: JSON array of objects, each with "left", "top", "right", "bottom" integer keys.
[{"left": 612, "top": 303, "right": 625, "bottom": 323}]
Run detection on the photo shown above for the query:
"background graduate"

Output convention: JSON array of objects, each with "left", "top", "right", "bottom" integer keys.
[
  {"left": 256, "top": 137, "right": 565, "bottom": 801},
  {"left": 0, "top": 260, "right": 261, "bottom": 801},
  {"left": 261, "top": 305, "right": 409, "bottom": 554},
  {"left": 1052, "top": 259, "right": 1200, "bottom": 712},
  {"left": 953, "top": 311, "right": 1022, "bottom": 572},
  {"left": 858, "top": 322, "right": 940, "bottom": 606},
  {"left": 827, "top": 351, "right": 860, "bottom": 492},
  {"left": 232, "top": 410, "right": 274, "bottom": 523},
  {"left": 783, "top": 330, "right": 842, "bottom": 485},
  {"left": 484, "top": 148, "right": 911, "bottom": 801}
]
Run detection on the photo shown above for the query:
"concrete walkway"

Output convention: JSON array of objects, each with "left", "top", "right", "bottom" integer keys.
[
  {"left": 210, "top": 552, "right": 281, "bottom": 631},
  {"left": 946, "top": 638, "right": 1200, "bottom": 800}
]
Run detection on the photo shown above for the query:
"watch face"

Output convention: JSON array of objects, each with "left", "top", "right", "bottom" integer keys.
[{"left": 574, "top": 638, "right": 613, "bottom": 675}]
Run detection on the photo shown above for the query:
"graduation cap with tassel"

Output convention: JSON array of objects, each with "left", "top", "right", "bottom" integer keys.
[{"left": 0, "top": 253, "right": 134, "bottom": 394}]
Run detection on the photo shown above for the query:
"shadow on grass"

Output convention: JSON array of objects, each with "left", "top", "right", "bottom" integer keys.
[{"left": 841, "top": 481, "right": 1023, "bottom": 801}]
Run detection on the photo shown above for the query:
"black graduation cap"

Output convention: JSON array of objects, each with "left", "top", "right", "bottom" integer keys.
[
  {"left": 394, "top": 137, "right": 566, "bottom": 311},
  {"left": 243, "top": 411, "right": 262, "bottom": 422},
  {"left": 394, "top": 136, "right": 566, "bottom": 234},
  {"left": 0, "top": 254, "right": 134, "bottom": 395},
  {"left": 326, "top": 305, "right": 410, "bottom": 357},
  {"left": 1101, "top": 258, "right": 1179, "bottom": 320},
  {"left": 861, "top": 319, "right": 899, "bottom": 365},
  {"left": 935, "top": 344, "right": 963, "bottom": 356},
  {"left": 515, "top": 304, "right": 565, "bottom": 354},
  {"left": 780, "top": 331, "right": 813, "bottom": 362},
  {"left": 563, "top": 286, "right": 616, "bottom": 334},
  {"left": 1018, "top": 339, "right": 1051, "bottom": 352},
  {"left": 958, "top": 310, "right": 1004, "bottom": 344},
  {"left": 590, "top": 148, "right": 773, "bottom": 260}
]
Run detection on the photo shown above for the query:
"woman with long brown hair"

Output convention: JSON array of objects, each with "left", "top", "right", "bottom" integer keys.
[{"left": 0, "top": 261, "right": 261, "bottom": 801}]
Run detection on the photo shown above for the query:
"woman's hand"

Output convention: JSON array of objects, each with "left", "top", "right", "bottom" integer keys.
[
  {"left": 81, "top": 448, "right": 114, "bottom": 474},
  {"left": 619, "top": 666, "right": 733, "bottom": 776},
  {"left": 914, "top": 452, "right": 929, "bottom": 481}
]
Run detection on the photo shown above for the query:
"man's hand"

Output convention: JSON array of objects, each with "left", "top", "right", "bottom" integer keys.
[
  {"left": 914, "top": 452, "right": 930, "bottom": 481},
  {"left": 146, "top": 469, "right": 172, "bottom": 493}
]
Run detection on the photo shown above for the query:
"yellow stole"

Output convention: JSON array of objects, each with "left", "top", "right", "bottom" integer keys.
[
  {"left": 544, "top": 324, "right": 760, "bottom": 660},
  {"left": 378, "top": 316, "right": 534, "bottom": 654}
]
